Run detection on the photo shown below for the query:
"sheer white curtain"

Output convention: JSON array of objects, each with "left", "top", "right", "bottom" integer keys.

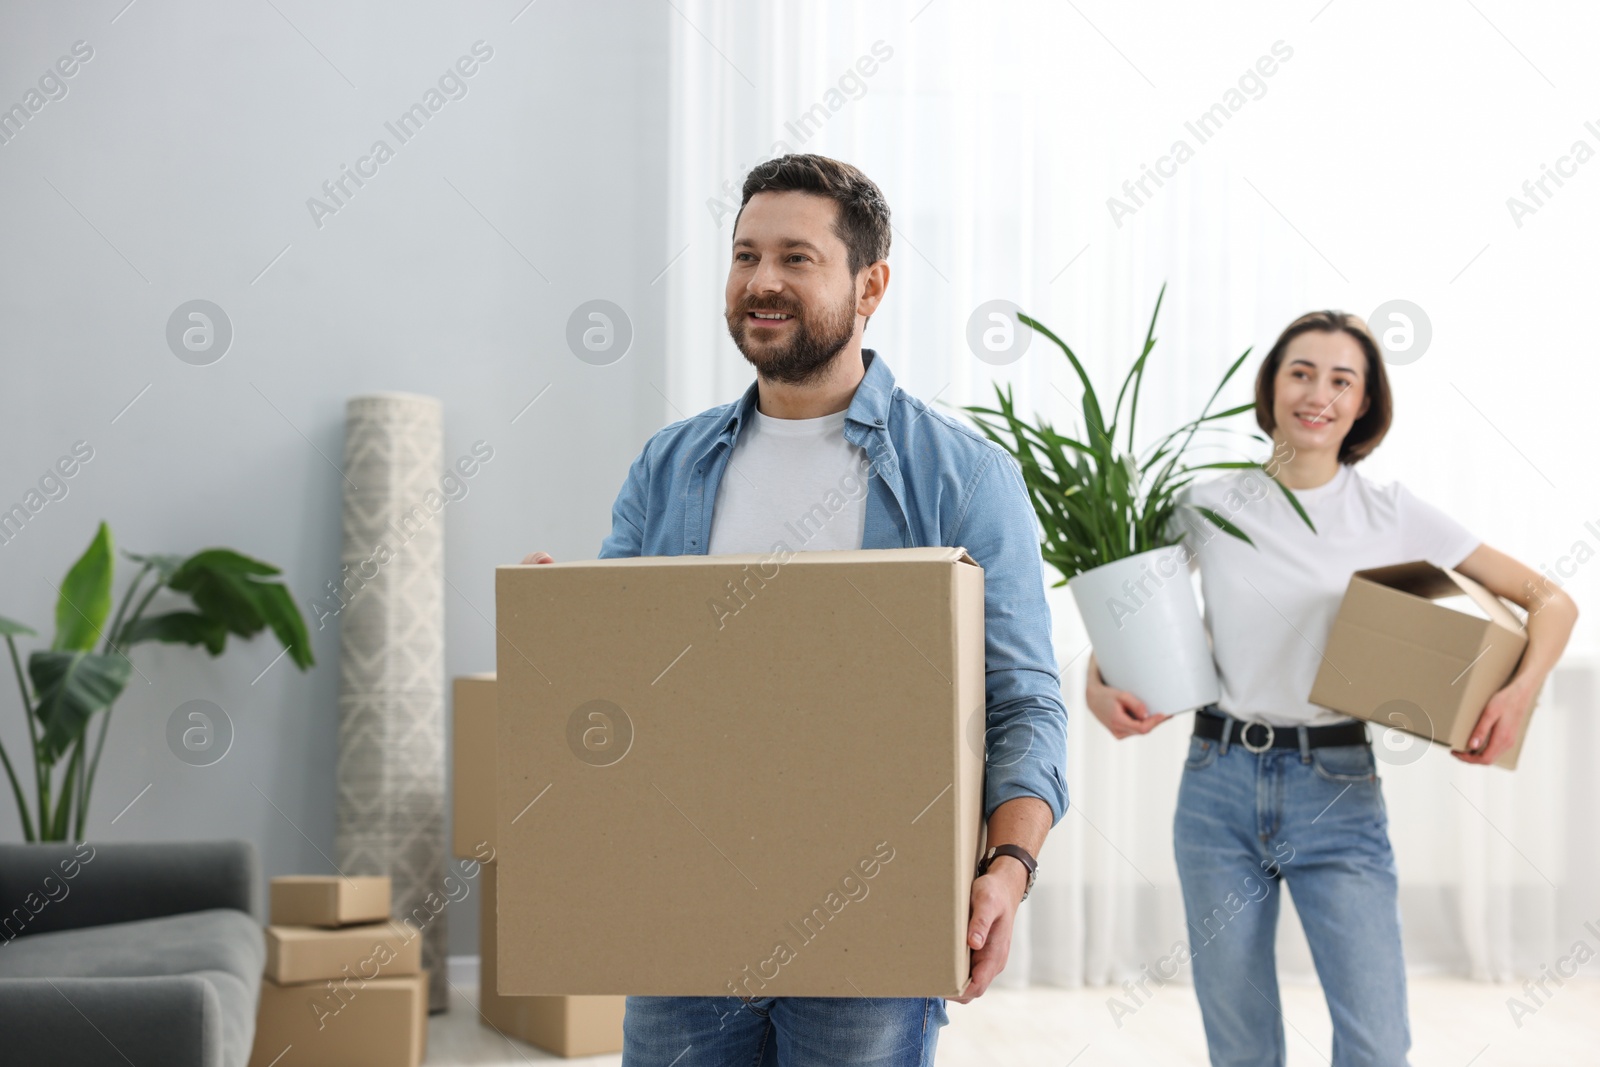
[{"left": 664, "top": 0, "right": 1599, "bottom": 991}]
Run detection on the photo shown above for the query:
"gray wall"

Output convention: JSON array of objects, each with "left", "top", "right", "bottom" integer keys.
[{"left": 0, "top": 0, "right": 670, "bottom": 959}]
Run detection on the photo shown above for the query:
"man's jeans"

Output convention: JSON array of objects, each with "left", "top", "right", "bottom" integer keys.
[
  {"left": 1174, "top": 725, "right": 1411, "bottom": 1067},
  {"left": 622, "top": 995, "right": 948, "bottom": 1066}
]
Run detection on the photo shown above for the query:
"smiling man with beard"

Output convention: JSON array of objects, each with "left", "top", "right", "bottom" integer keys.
[{"left": 522, "top": 154, "right": 1069, "bottom": 1065}]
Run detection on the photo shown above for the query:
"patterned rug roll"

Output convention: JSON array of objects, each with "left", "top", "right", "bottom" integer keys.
[{"left": 335, "top": 393, "right": 448, "bottom": 1012}]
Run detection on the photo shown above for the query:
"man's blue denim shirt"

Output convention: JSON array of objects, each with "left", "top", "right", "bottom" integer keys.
[{"left": 598, "top": 349, "right": 1070, "bottom": 826}]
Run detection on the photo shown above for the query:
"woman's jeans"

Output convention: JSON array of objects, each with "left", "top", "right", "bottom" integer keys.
[
  {"left": 1174, "top": 726, "right": 1411, "bottom": 1067},
  {"left": 621, "top": 994, "right": 947, "bottom": 1066}
]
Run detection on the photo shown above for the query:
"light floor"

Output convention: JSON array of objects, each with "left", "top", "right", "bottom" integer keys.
[{"left": 424, "top": 976, "right": 1599, "bottom": 1065}]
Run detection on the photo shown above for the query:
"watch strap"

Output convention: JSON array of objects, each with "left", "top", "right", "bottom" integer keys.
[{"left": 980, "top": 844, "right": 1038, "bottom": 901}]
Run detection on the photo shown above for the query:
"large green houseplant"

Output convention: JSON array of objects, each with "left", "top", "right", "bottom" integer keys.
[
  {"left": 0, "top": 521, "right": 314, "bottom": 840},
  {"left": 960, "top": 285, "right": 1312, "bottom": 713}
]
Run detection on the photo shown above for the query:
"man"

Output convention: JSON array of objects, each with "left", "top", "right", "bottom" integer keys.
[{"left": 523, "top": 154, "right": 1068, "bottom": 1065}]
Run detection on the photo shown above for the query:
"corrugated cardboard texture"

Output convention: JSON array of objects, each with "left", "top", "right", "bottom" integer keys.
[
  {"left": 270, "top": 876, "right": 391, "bottom": 927},
  {"left": 265, "top": 921, "right": 422, "bottom": 984},
  {"left": 248, "top": 971, "right": 427, "bottom": 1067},
  {"left": 1310, "top": 562, "right": 1532, "bottom": 769},
  {"left": 479, "top": 859, "right": 625, "bottom": 1056},
  {"left": 494, "top": 547, "right": 987, "bottom": 996},
  {"left": 453, "top": 674, "right": 498, "bottom": 859}
]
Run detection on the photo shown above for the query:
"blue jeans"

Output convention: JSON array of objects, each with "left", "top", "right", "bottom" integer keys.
[
  {"left": 621, "top": 995, "right": 947, "bottom": 1066},
  {"left": 1174, "top": 724, "right": 1411, "bottom": 1067}
]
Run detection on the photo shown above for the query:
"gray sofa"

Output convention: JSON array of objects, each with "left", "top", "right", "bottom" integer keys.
[{"left": 0, "top": 840, "right": 265, "bottom": 1067}]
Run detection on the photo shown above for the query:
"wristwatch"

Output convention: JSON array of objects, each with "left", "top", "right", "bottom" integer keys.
[{"left": 977, "top": 844, "right": 1038, "bottom": 902}]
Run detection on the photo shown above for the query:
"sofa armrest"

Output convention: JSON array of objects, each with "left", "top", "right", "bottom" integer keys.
[
  {"left": 0, "top": 840, "right": 259, "bottom": 938},
  {"left": 0, "top": 976, "right": 223, "bottom": 1067}
]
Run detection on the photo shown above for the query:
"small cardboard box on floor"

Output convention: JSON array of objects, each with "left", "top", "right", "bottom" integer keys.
[
  {"left": 250, "top": 876, "right": 428, "bottom": 1067},
  {"left": 493, "top": 547, "right": 988, "bottom": 997},
  {"left": 453, "top": 673, "right": 626, "bottom": 1056},
  {"left": 1309, "top": 561, "right": 1532, "bottom": 768}
]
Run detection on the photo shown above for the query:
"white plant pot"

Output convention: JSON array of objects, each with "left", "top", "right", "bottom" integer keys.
[{"left": 1068, "top": 545, "right": 1219, "bottom": 716}]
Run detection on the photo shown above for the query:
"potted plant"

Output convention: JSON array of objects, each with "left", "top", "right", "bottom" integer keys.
[
  {"left": 0, "top": 521, "right": 314, "bottom": 841},
  {"left": 960, "top": 286, "right": 1313, "bottom": 714}
]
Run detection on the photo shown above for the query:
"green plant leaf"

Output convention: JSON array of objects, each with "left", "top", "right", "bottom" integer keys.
[
  {"left": 1275, "top": 480, "right": 1317, "bottom": 533},
  {"left": 957, "top": 291, "right": 1313, "bottom": 580},
  {"left": 49, "top": 740, "right": 82, "bottom": 840},
  {"left": 28, "top": 650, "right": 133, "bottom": 762},
  {"left": 0, "top": 615, "right": 37, "bottom": 637},
  {"left": 122, "top": 550, "right": 186, "bottom": 582},
  {"left": 1189, "top": 505, "right": 1255, "bottom": 547},
  {"left": 53, "top": 522, "right": 115, "bottom": 653},
  {"left": 171, "top": 548, "right": 282, "bottom": 581},
  {"left": 251, "top": 583, "right": 315, "bottom": 670},
  {"left": 1019, "top": 313, "right": 1106, "bottom": 444},
  {"left": 1111, "top": 281, "right": 1164, "bottom": 452},
  {"left": 167, "top": 549, "right": 315, "bottom": 670},
  {"left": 122, "top": 611, "right": 229, "bottom": 655}
]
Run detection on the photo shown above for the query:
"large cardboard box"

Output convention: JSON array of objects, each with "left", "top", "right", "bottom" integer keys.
[
  {"left": 270, "top": 876, "right": 391, "bottom": 927},
  {"left": 1309, "top": 561, "right": 1531, "bottom": 768},
  {"left": 494, "top": 547, "right": 987, "bottom": 996},
  {"left": 453, "top": 674, "right": 498, "bottom": 859},
  {"left": 479, "top": 859, "right": 625, "bottom": 1057},
  {"left": 265, "top": 921, "right": 422, "bottom": 984},
  {"left": 248, "top": 971, "right": 427, "bottom": 1067}
]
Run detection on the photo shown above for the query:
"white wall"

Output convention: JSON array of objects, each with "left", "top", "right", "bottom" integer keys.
[{"left": 0, "top": 0, "right": 670, "bottom": 958}]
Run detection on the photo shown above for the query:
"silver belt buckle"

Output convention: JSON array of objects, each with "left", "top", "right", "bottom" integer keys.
[{"left": 1239, "top": 719, "right": 1276, "bottom": 753}]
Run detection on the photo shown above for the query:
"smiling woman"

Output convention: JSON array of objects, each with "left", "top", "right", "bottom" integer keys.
[{"left": 1090, "top": 307, "right": 1579, "bottom": 1065}]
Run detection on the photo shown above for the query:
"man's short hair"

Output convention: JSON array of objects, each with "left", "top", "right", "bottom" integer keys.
[{"left": 735, "top": 154, "right": 891, "bottom": 276}]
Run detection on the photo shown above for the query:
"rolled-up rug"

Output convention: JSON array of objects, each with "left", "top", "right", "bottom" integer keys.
[{"left": 335, "top": 392, "right": 448, "bottom": 1012}]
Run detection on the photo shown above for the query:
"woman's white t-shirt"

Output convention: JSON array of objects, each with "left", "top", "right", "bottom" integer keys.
[{"left": 1178, "top": 464, "right": 1480, "bottom": 727}]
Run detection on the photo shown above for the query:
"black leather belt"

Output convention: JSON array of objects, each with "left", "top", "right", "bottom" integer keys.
[{"left": 1194, "top": 709, "right": 1368, "bottom": 753}]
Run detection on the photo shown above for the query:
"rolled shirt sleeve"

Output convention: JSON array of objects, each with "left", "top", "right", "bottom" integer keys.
[{"left": 953, "top": 446, "right": 1071, "bottom": 825}]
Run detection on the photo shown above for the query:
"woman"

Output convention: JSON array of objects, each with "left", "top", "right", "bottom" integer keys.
[{"left": 1086, "top": 311, "right": 1578, "bottom": 1066}]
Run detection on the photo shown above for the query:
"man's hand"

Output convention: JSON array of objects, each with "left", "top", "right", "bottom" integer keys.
[
  {"left": 1452, "top": 675, "right": 1536, "bottom": 765},
  {"left": 953, "top": 796, "right": 1050, "bottom": 1003},
  {"left": 521, "top": 551, "right": 555, "bottom": 565},
  {"left": 951, "top": 856, "right": 1028, "bottom": 1004}
]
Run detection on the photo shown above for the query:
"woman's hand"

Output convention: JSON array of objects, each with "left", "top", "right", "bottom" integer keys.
[
  {"left": 1085, "top": 655, "right": 1170, "bottom": 739},
  {"left": 1452, "top": 543, "right": 1578, "bottom": 766},
  {"left": 520, "top": 551, "right": 555, "bottom": 564},
  {"left": 1452, "top": 674, "right": 1537, "bottom": 765}
]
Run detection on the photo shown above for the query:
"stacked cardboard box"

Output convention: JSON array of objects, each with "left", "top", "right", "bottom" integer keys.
[
  {"left": 248, "top": 876, "right": 429, "bottom": 1067},
  {"left": 454, "top": 674, "right": 626, "bottom": 1057}
]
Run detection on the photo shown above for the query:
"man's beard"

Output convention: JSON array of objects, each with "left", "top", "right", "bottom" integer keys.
[{"left": 725, "top": 292, "right": 856, "bottom": 386}]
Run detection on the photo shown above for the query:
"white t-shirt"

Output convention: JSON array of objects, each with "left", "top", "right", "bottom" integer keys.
[
  {"left": 707, "top": 407, "right": 870, "bottom": 556},
  {"left": 1178, "top": 464, "right": 1480, "bottom": 727}
]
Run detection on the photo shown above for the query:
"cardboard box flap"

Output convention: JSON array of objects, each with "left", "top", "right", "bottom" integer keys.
[
  {"left": 500, "top": 546, "right": 979, "bottom": 570},
  {"left": 1444, "top": 570, "right": 1523, "bottom": 632},
  {"left": 1354, "top": 561, "right": 1523, "bottom": 634}
]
